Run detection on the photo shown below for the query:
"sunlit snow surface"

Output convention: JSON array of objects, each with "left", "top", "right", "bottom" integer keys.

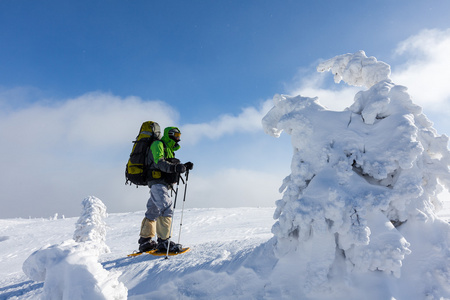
[{"left": 0, "top": 206, "right": 448, "bottom": 299}]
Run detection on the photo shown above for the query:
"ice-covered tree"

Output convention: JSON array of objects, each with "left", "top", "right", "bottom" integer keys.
[
  {"left": 262, "top": 51, "right": 450, "bottom": 297},
  {"left": 23, "top": 196, "right": 127, "bottom": 299},
  {"left": 73, "top": 195, "right": 109, "bottom": 254}
]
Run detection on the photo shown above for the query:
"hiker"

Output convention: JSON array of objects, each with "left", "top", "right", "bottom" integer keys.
[{"left": 138, "top": 126, "right": 193, "bottom": 253}]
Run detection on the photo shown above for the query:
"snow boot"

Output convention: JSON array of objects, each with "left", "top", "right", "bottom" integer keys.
[
  {"left": 138, "top": 237, "right": 157, "bottom": 252},
  {"left": 156, "top": 237, "right": 182, "bottom": 253}
]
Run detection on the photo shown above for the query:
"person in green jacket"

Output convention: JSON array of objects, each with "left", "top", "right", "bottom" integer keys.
[{"left": 138, "top": 126, "right": 193, "bottom": 253}]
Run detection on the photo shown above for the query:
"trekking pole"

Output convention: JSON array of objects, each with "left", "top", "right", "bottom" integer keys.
[
  {"left": 177, "top": 170, "right": 189, "bottom": 244},
  {"left": 165, "top": 173, "right": 181, "bottom": 259}
]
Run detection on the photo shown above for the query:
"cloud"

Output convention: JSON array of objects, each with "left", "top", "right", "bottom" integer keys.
[
  {"left": 391, "top": 28, "right": 450, "bottom": 111},
  {"left": 1, "top": 91, "right": 178, "bottom": 150},
  {"left": 187, "top": 168, "right": 283, "bottom": 208},
  {"left": 181, "top": 100, "right": 274, "bottom": 145},
  {"left": 0, "top": 86, "right": 46, "bottom": 112},
  {"left": 0, "top": 89, "right": 287, "bottom": 219},
  {"left": 0, "top": 91, "right": 178, "bottom": 218},
  {"left": 284, "top": 68, "right": 360, "bottom": 111}
]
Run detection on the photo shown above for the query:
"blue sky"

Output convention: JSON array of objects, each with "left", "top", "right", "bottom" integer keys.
[
  {"left": 1, "top": 0, "right": 450, "bottom": 218},
  {"left": 3, "top": 0, "right": 449, "bottom": 117}
]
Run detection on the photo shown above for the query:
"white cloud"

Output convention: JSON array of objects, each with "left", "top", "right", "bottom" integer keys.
[
  {"left": 285, "top": 68, "right": 360, "bottom": 111},
  {"left": 391, "top": 28, "right": 450, "bottom": 111},
  {"left": 181, "top": 100, "right": 274, "bottom": 145},
  {"left": 0, "top": 91, "right": 178, "bottom": 150},
  {"left": 0, "top": 91, "right": 178, "bottom": 218},
  {"left": 187, "top": 168, "right": 282, "bottom": 209},
  {"left": 0, "top": 90, "right": 287, "bottom": 219}
]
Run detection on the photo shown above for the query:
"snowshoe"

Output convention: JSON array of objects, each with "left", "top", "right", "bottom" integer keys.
[{"left": 156, "top": 238, "right": 183, "bottom": 253}]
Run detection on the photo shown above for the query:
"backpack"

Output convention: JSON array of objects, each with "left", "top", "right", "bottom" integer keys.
[{"left": 125, "top": 121, "right": 162, "bottom": 186}]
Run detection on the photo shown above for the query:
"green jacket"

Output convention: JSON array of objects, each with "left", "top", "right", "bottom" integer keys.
[{"left": 147, "top": 126, "right": 181, "bottom": 186}]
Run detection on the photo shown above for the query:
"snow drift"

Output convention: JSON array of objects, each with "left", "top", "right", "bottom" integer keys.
[{"left": 22, "top": 196, "right": 127, "bottom": 299}]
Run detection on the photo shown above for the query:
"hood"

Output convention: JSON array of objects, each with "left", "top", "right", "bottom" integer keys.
[{"left": 162, "top": 126, "right": 181, "bottom": 152}]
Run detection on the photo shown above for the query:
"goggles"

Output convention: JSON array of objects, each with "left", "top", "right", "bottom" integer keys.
[{"left": 168, "top": 129, "right": 181, "bottom": 141}]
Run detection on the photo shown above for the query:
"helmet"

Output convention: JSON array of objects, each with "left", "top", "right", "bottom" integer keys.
[{"left": 168, "top": 128, "right": 181, "bottom": 142}]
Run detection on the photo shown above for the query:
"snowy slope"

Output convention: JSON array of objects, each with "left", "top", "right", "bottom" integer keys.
[
  {"left": 0, "top": 207, "right": 275, "bottom": 299},
  {"left": 0, "top": 205, "right": 449, "bottom": 299}
]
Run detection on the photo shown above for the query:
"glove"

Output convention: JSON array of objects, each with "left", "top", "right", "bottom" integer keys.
[
  {"left": 184, "top": 162, "right": 194, "bottom": 170},
  {"left": 175, "top": 163, "right": 186, "bottom": 174}
]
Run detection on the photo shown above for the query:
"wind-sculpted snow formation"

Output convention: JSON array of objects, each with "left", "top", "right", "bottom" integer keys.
[
  {"left": 22, "top": 196, "right": 127, "bottom": 299},
  {"left": 73, "top": 195, "right": 110, "bottom": 254},
  {"left": 262, "top": 51, "right": 450, "bottom": 296},
  {"left": 316, "top": 50, "right": 391, "bottom": 89}
]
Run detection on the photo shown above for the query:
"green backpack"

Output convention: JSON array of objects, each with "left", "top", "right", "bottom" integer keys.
[{"left": 125, "top": 121, "right": 162, "bottom": 186}]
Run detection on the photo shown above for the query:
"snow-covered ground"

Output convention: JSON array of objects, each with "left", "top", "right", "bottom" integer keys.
[
  {"left": 0, "top": 205, "right": 449, "bottom": 299},
  {"left": 0, "top": 207, "right": 275, "bottom": 299}
]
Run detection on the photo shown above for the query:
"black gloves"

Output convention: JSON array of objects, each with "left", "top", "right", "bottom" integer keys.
[
  {"left": 173, "top": 162, "right": 193, "bottom": 174},
  {"left": 184, "top": 162, "right": 194, "bottom": 170},
  {"left": 175, "top": 164, "right": 186, "bottom": 173}
]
